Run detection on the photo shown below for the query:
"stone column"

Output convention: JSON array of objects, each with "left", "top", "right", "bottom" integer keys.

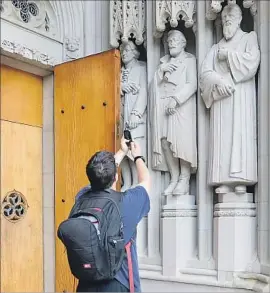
[
  {"left": 196, "top": 1, "right": 214, "bottom": 266},
  {"left": 145, "top": 0, "right": 162, "bottom": 263},
  {"left": 162, "top": 195, "right": 197, "bottom": 275},
  {"left": 256, "top": 0, "right": 270, "bottom": 269},
  {"left": 213, "top": 191, "right": 257, "bottom": 281}
]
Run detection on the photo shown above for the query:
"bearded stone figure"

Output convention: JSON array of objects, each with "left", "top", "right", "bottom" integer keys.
[
  {"left": 150, "top": 30, "right": 197, "bottom": 196},
  {"left": 120, "top": 41, "right": 147, "bottom": 191},
  {"left": 200, "top": 4, "right": 260, "bottom": 194}
]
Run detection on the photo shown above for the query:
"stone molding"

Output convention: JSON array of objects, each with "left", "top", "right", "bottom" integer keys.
[
  {"left": 214, "top": 208, "right": 256, "bottom": 217},
  {"left": 161, "top": 209, "right": 197, "bottom": 218},
  {"left": 1, "top": 1, "right": 84, "bottom": 61},
  {"left": 140, "top": 269, "right": 270, "bottom": 292},
  {"left": 1, "top": 39, "right": 57, "bottom": 66}
]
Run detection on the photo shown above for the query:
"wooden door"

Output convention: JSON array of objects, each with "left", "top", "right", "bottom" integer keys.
[
  {"left": 54, "top": 49, "right": 121, "bottom": 292},
  {"left": 0, "top": 65, "right": 43, "bottom": 292}
]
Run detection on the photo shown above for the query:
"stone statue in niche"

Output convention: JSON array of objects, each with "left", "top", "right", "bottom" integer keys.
[
  {"left": 119, "top": 40, "right": 147, "bottom": 191},
  {"left": 200, "top": 3, "right": 260, "bottom": 195},
  {"left": 150, "top": 30, "right": 197, "bottom": 196}
]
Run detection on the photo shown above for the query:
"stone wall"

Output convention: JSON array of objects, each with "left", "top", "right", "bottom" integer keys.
[
  {"left": 110, "top": 0, "right": 270, "bottom": 291},
  {"left": 1, "top": 0, "right": 269, "bottom": 292}
]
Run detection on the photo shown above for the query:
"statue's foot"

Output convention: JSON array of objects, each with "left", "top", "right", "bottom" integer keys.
[
  {"left": 215, "top": 185, "right": 233, "bottom": 194},
  {"left": 173, "top": 177, "right": 189, "bottom": 195},
  {"left": 235, "top": 185, "right": 246, "bottom": 194},
  {"left": 163, "top": 181, "right": 178, "bottom": 195}
]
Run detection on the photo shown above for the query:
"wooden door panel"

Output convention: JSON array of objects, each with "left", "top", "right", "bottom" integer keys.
[
  {"left": 0, "top": 121, "right": 43, "bottom": 292},
  {"left": 54, "top": 49, "right": 121, "bottom": 292},
  {"left": 0, "top": 65, "right": 43, "bottom": 126}
]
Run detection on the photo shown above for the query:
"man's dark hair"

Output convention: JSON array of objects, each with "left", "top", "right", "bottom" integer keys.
[{"left": 86, "top": 151, "right": 117, "bottom": 191}]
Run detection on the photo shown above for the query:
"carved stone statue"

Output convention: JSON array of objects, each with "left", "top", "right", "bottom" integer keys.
[
  {"left": 150, "top": 30, "right": 197, "bottom": 196},
  {"left": 119, "top": 40, "right": 147, "bottom": 191},
  {"left": 200, "top": 3, "right": 260, "bottom": 194},
  {"left": 64, "top": 37, "right": 80, "bottom": 61}
]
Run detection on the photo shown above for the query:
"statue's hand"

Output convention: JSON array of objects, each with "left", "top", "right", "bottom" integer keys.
[
  {"left": 121, "top": 82, "right": 139, "bottom": 94},
  {"left": 161, "top": 63, "right": 178, "bottom": 74},
  {"left": 121, "top": 83, "right": 133, "bottom": 94},
  {"left": 129, "top": 83, "right": 140, "bottom": 95},
  {"left": 218, "top": 47, "right": 228, "bottom": 61},
  {"left": 166, "top": 97, "right": 177, "bottom": 115},
  {"left": 128, "top": 114, "right": 141, "bottom": 129},
  {"left": 216, "top": 84, "right": 233, "bottom": 98}
]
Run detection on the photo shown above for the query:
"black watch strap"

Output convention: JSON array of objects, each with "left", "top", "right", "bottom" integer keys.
[{"left": 134, "top": 156, "right": 145, "bottom": 163}]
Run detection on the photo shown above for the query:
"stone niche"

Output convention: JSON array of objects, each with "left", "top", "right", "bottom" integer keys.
[{"left": 109, "top": 0, "right": 270, "bottom": 291}]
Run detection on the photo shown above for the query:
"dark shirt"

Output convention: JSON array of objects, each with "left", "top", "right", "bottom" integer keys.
[{"left": 75, "top": 185, "right": 150, "bottom": 292}]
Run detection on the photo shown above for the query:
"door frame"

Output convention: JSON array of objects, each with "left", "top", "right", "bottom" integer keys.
[{"left": 1, "top": 52, "right": 56, "bottom": 292}]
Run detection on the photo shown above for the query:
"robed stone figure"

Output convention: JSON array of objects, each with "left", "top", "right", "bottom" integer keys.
[
  {"left": 120, "top": 41, "right": 147, "bottom": 191},
  {"left": 150, "top": 30, "right": 197, "bottom": 196},
  {"left": 200, "top": 4, "right": 260, "bottom": 194}
]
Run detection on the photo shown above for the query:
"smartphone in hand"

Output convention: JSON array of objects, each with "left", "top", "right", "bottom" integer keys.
[{"left": 124, "top": 129, "right": 132, "bottom": 147}]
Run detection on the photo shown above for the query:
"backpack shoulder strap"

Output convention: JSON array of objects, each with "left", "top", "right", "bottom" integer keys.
[{"left": 125, "top": 241, "right": 134, "bottom": 293}]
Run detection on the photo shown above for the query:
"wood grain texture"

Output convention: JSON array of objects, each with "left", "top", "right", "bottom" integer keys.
[
  {"left": 54, "top": 49, "right": 121, "bottom": 292},
  {"left": 0, "top": 64, "right": 43, "bottom": 126},
  {"left": 0, "top": 121, "right": 43, "bottom": 292}
]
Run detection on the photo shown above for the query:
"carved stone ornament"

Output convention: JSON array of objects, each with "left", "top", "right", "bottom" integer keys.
[
  {"left": 206, "top": 0, "right": 257, "bottom": 20},
  {"left": 1, "top": 0, "right": 58, "bottom": 39},
  {"left": 154, "top": 0, "right": 196, "bottom": 38},
  {"left": 64, "top": 36, "right": 80, "bottom": 61},
  {"left": 214, "top": 208, "right": 256, "bottom": 217},
  {"left": 110, "top": 0, "right": 146, "bottom": 48},
  {"left": 1, "top": 190, "right": 28, "bottom": 223},
  {"left": 161, "top": 209, "right": 197, "bottom": 218},
  {"left": 1, "top": 39, "right": 57, "bottom": 66}
]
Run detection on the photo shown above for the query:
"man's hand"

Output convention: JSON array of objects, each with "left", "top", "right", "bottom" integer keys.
[
  {"left": 218, "top": 47, "right": 228, "bottom": 61},
  {"left": 166, "top": 97, "right": 177, "bottom": 115},
  {"left": 160, "top": 63, "right": 178, "bottom": 74},
  {"left": 130, "top": 141, "right": 142, "bottom": 158},
  {"left": 128, "top": 114, "right": 141, "bottom": 129},
  {"left": 120, "top": 135, "right": 129, "bottom": 154}
]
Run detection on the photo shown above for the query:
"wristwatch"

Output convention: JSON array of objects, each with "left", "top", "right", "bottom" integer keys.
[{"left": 134, "top": 156, "right": 145, "bottom": 163}]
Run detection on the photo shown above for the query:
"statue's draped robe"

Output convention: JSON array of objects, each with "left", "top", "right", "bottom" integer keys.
[
  {"left": 150, "top": 52, "right": 197, "bottom": 172},
  {"left": 200, "top": 31, "right": 260, "bottom": 185}
]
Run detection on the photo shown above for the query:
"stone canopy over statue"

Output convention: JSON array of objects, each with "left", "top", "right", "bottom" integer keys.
[
  {"left": 200, "top": 3, "right": 260, "bottom": 194},
  {"left": 150, "top": 29, "right": 197, "bottom": 196}
]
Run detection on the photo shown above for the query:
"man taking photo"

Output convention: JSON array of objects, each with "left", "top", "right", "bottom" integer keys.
[{"left": 58, "top": 136, "right": 151, "bottom": 292}]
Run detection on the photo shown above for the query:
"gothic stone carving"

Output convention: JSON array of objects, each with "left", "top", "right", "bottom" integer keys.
[
  {"left": 1, "top": 39, "right": 57, "bottom": 65},
  {"left": 150, "top": 30, "right": 197, "bottom": 196},
  {"left": 162, "top": 209, "right": 197, "bottom": 218},
  {"left": 1, "top": 0, "right": 58, "bottom": 39},
  {"left": 206, "top": 0, "right": 257, "bottom": 20},
  {"left": 120, "top": 40, "right": 147, "bottom": 191},
  {"left": 200, "top": 4, "right": 260, "bottom": 194},
  {"left": 155, "top": 0, "right": 196, "bottom": 38},
  {"left": 214, "top": 208, "right": 256, "bottom": 217},
  {"left": 64, "top": 37, "right": 80, "bottom": 61},
  {"left": 110, "top": 0, "right": 146, "bottom": 48}
]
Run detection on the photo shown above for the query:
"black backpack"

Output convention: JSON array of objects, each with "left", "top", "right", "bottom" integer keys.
[{"left": 57, "top": 189, "right": 126, "bottom": 282}]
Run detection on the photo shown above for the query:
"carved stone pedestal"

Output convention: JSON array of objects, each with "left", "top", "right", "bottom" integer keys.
[
  {"left": 161, "top": 195, "right": 197, "bottom": 276},
  {"left": 213, "top": 192, "right": 257, "bottom": 281}
]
